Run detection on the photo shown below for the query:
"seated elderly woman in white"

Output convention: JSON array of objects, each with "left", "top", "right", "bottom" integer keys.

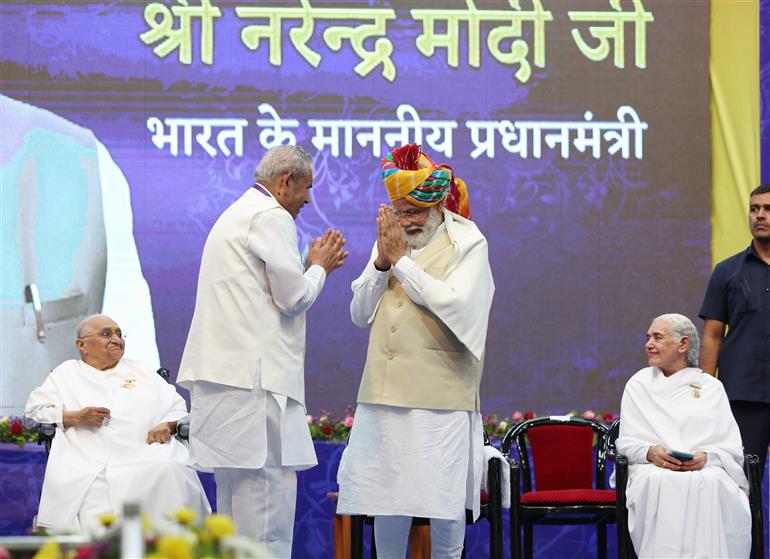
[
  {"left": 26, "top": 314, "right": 210, "bottom": 534},
  {"left": 616, "top": 313, "right": 751, "bottom": 558}
]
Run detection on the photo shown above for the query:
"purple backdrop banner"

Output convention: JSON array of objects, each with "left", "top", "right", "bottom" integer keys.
[
  {"left": 1, "top": 0, "right": 710, "bottom": 417},
  {"left": 762, "top": 0, "right": 770, "bottom": 183}
]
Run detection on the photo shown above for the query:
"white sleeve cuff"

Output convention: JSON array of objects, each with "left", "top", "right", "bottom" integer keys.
[
  {"left": 392, "top": 255, "right": 417, "bottom": 283},
  {"left": 306, "top": 263, "right": 326, "bottom": 282}
]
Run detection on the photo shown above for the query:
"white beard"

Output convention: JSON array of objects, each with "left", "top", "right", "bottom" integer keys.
[{"left": 405, "top": 208, "right": 442, "bottom": 250}]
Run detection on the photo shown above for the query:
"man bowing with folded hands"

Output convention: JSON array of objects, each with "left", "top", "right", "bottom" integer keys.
[{"left": 337, "top": 144, "right": 495, "bottom": 559}]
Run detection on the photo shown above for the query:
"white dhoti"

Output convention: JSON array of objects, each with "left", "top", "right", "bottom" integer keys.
[
  {"left": 627, "top": 465, "right": 750, "bottom": 558},
  {"left": 78, "top": 471, "right": 113, "bottom": 535},
  {"left": 189, "top": 379, "right": 316, "bottom": 558},
  {"left": 337, "top": 404, "right": 483, "bottom": 558}
]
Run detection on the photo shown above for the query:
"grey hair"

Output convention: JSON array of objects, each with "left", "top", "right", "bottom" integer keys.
[
  {"left": 76, "top": 314, "right": 108, "bottom": 338},
  {"left": 654, "top": 313, "right": 700, "bottom": 368},
  {"left": 254, "top": 145, "right": 312, "bottom": 184}
]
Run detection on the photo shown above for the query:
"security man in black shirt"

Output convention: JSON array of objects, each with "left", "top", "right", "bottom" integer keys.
[{"left": 699, "top": 183, "right": 770, "bottom": 477}]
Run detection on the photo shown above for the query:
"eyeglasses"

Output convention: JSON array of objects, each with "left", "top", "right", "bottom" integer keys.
[
  {"left": 392, "top": 207, "right": 429, "bottom": 219},
  {"left": 79, "top": 327, "right": 125, "bottom": 340}
]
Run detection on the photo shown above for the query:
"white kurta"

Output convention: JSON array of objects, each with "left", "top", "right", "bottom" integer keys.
[
  {"left": 616, "top": 367, "right": 751, "bottom": 558},
  {"left": 339, "top": 213, "right": 493, "bottom": 520},
  {"left": 178, "top": 185, "right": 325, "bottom": 401},
  {"left": 25, "top": 359, "right": 210, "bottom": 533},
  {"left": 179, "top": 184, "right": 323, "bottom": 470}
]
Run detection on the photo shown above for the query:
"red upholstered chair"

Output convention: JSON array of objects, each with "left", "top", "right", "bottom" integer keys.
[{"left": 501, "top": 417, "right": 616, "bottom": 559}]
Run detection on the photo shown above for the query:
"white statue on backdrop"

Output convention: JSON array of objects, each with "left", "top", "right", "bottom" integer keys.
[{"left": 1, "top": 95, "right": 159, "bottom": 416}]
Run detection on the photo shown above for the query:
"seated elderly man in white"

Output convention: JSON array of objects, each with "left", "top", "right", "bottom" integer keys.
[
  {"left": 616, "top": 313, "right": 751, "bottom": 558},
  {"left": 25, "top": 314, "right": 210, "bottom": 534}
]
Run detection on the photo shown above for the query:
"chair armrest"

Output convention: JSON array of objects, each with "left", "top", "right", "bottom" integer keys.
[
  {"left": 508, "top": 457, "right": 522, "bottom": 505},
  {"left": 176, "top": 418, "right": 190, "bottom": 441},
  {"left": 37, "top": 423, "right": 56, "bottom": 454},
  {"left": 486, "top": 456, "right": 504, "bottom": 558},
  {"left": 745, "top": 454, "right": 764, "bottom": 559},
  {"left": 615, "top": 455, "right": 628, "bottom": 507},
  {"left": 615, "top": 454, "right": 633, "bottom": 559}
]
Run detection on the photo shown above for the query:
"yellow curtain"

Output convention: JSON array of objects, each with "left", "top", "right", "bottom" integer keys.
[{"left": 710, "top": 0, "right": 760, "bottom": 265}]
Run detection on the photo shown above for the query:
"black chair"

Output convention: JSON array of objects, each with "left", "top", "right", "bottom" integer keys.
[
  {"left": 606, "top": 419, "right": 634, "bottom": 559},
  {"left": 612, "top": 418, "right": 765, "bottom": 559},
  {"left": 348, "top": 428, "right": 505, "bottom": 559},
  {"left": 745, "top": 454, "right": 765, "bottom": 559},
  {"left": 36, "top": 367, "right": 188, "bottom": 454},
  {"left": 501, "top": 416, "right": 616, "bottom": 559}
]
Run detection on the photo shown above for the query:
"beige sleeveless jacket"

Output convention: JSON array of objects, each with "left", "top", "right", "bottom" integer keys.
[{"left": 357, "top": 230, "right": 482, "bottom": 411}]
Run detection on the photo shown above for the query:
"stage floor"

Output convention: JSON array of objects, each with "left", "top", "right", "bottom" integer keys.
[{"left": 1, "top": 442, "right": 767, "bottom": 558}]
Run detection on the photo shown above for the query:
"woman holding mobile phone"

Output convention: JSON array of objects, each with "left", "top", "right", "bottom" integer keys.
[{"left": 616, "top": 313, "right": 750, "bottom": 559}]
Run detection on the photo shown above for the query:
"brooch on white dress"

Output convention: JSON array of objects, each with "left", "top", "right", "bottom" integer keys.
[
  {"left": 121, "top": 378, "right": 137, "bottom": 389},
  {"left": 689, "top": 384, "right": 701, "bottom": 399}
]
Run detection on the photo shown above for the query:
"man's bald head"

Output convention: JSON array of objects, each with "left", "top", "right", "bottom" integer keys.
[{"left": 75, "top": 315, "right": 125, "bottom": 371}]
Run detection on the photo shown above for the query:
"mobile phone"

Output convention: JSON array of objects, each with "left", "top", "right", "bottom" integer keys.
[{"left": 670, "top": 450, "right": 694, "bottom": 461}]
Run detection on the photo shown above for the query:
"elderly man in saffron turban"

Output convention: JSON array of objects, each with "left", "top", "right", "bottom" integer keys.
[{"left": 337, "top": 145, "right": 495, "bottom": 558}]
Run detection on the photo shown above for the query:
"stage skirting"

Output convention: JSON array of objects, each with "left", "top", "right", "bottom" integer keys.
[{"left": 1, "top": 442, "right": 767, "bottom": 558}]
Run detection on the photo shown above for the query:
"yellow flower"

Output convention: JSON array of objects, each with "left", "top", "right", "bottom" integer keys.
[
  {"left": 32, "top": 540, "right": 61, "bottom": 559},
  {"left": 198, "top": 529, "right": 212, "bottom": 546},
  {"left": 156, "top": 535, "right": 194, "bottom": 559},
  {"left": 203, "top": 514, "right": 236, "bottom": 540},
  {"left": 141, "top": 512, "right": 153, "bottom": 534},
  {"left": 99, "top": 513, "right": 118, "bottom": 528},
  {"left": 173, "top": 507, "right": 197, "bottom": 526}
]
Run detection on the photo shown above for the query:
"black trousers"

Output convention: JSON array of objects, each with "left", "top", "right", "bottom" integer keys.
[{"left": 730, "top": 400, "right": 770, "bottom": 479}]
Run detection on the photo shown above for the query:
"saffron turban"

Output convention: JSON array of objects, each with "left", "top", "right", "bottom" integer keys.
[{"left": 381, "top": 144, "right": 471, "bottom": 219}]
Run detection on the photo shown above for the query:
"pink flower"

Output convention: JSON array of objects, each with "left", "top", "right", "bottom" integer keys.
[
  {"left": 9, "top": 419, "right": 23, "bottom": 436},
  {"left": 512, "top": 411, "right": 524, "bottom": 422},
  {"left": 306, "top": 414, "right": 314, "bottom": 424},
  {"left": 74, "top": 546, "right": 94, "bottom": 559},
  {"left": 0, "top": 545, "right": 11, "bottom": 559},
  {"left": 344, "top": 416, "right": 354, "bottom": 428},
  {"left": 582, "top": 410, "right": 597, "bottom": 420}
]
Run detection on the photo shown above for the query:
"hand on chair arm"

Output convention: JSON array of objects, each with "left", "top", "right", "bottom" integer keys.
[{"left": 146, "top": 421, "right": 177, "bottom": 444}]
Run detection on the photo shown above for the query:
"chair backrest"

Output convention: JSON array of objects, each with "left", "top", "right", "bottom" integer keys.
[{"left": 502, "top": 417, "right": 609, "bottom": 493}]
